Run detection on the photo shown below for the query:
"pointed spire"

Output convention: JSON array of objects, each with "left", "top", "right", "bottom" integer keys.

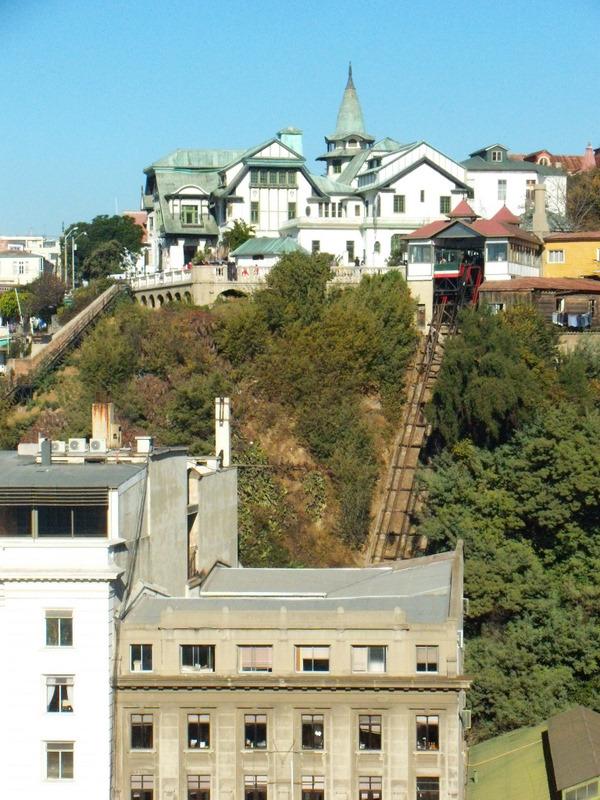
[{"left": 333, "top": 64, "right": 368, "bottom": 138}]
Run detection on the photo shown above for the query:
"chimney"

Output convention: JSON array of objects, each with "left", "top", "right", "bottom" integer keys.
[
  {"left": 136, "top": 436, "right": 153, "bottom": 455},
  {"left": 532, "top": 183, "right": 549, "bottom": 236},
  {"left": 277, "top": 127, "right": 303, "bottom": 156},
  {"left": 40, "top": 437, "right": 52, "bottom": 466},
  {"left": 92, "top": 402, "right": 122, "bottom": 448},
  {"left": 215, "top": 397, "right": 231, "bottom": 468}
]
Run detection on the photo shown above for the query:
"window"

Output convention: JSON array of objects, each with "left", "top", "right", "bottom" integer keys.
[
  {"left": 187, "top": 713, "right": 210, "bottom": 749},
  {"left": 346, "top": 241, "right": 355, "bottom": 262},
  {"left": 416, "top": 646, "right": 438, "bottom": 673},
  {"left": 409, "top": 244, "right": 433, "bottom": 263},
  {"left": 589, "top": 299, "right": 596, "bottom": 316},
  {"left": 288, "top": 202, "right": 297, "bottom": 220},
  {"left": 526, "top": 179, "right": 536, "bottom": 204},
  {"left": 311, "top": 241, "right": 320, "bottom": 255},
  {"left": 359, "top": 776, "right": 382, "bottom": 800},
  {"left": 245, "top": 775, "right": 267, "bottom": 800},
  {"left": 46, "top": 741, "right": 73, "bottom": 780},
  {"left": 245, "top": 714, "right": 267, "bottom": 749},
  {"left": 420, "top": 190, "right": 425, "bottom": 202},
  {"left": 301, "top": 714, "right": 324, "bottom": 750},
  {"left": 0, "top": 506, "right": 31, "bottom": 536},
  {"left": 131, "top": 644, "right": 153, "bottom": 672},
  {"left": 37, "top": 505, "right": 107, "bottom": 537},
  {"left": 416, "top": 777, "right": 439, "bottom": 800},
  {"left": 596, "top": 248, "right": 600, "bottom": 262},
  {"left": 333, "top": 160, "right": 342, "bottom": 174},
  {"left": 181, "top": 645, "right": 215, "bottom": 672},
  {"left": 355, "top": 204, "right": 362, "bottom": 217},
  {"left": 295, "top": 646, "right": 330, "bottom": 672},
  {"left": 188, "top": 775, "right": 210, "bottom": 800},
  {"left": 393, "top": 195, "right": 405, "bottom": 213},
  {"left": 239, "top": 646, "right": 273, "bottom": 673},
  {"left": 497, "top": 179, "right": 507, "bottom": 203},
  {"left": 439, "top": 196, "right": 451, "bottom": 214},
  {"left": 538, "top": 156, "right": 549, "bottom": 166},
  {"left": 374, "top": 241, "right": 381, "bottom": 254},
  {"left": 46, "top": 610, "right": 72, "bottom": 647},
  {"left": 47, "top": 676, "right": 73, "bottom": 713},
  {"left": 491, "top": 150, "right": 503, "bottom": 162},
  {"left": 181, "top": 205, "right": 199, "bottom": 225},
  {"left": 547, "top": 249, "right": 565, "bottom": 263},
  {"left": 131, "top": 714, "right": 153, "bottom": 749},
  {"left": 416, "top": 715, "right": 439, "bottom": 751},
  {"left": 302, "top": 776, "right": 325, "bottom": 800},
  {"left": 131, "top": 775, "right": 154, "bottom": 800},
  {"left": 566, "top": 780, "right": 599, "bottom": 800},
  {"left": 359, "top": 715, "right": 381, "bottom": 750},
  {"left": 250, "top": 202, "right": 259, "bottom": 224},
  {"left": 487, "top": 243, "right": 507, "bottom": 262},
  {"left": 351, "top": 646, "right": 387, "bottom": 673}
]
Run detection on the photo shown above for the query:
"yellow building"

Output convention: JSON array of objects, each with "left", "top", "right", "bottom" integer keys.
[{"left": 543, "top": 231, "right": 600, "bottom": 278}]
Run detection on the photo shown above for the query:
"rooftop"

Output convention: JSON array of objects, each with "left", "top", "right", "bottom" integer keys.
[
  {"left": 544, "top": 230, "right": 600, "bottom": 242},
  {"left": 230, "top": 237, "right": 307, "bottom": 257},
  {"left": 480, "top": 277, "right": 600, "bottom": 293},
  {"left": 547, "top": 706, "right": 600, "bottom": 791},
  {"left": 127, "top": 549, "right": 460, "bottom": 624},
  {"left": 0, "top": 451, "right": 145, "bottom": 490}
]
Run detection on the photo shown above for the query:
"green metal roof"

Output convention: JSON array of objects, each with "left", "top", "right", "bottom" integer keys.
[
  {"left": 147, "top": 148, "right": 246, "bottom": 171},
  {"left": 231, "top": 237, "right": 307, "bottom": 257},
  {"left": 328, "top": 64, "right": 375, "bottom": 142},
  {"left": 311, "top": 174, "right": 356, "bottom": 195},
  {"left": 467, "top": 723, "right": 551, "bottom": 800}
]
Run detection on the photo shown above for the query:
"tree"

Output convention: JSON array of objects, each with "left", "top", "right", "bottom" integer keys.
[
  {"left": 83, "top": 240, "right": 126, "bottom": 280},
  {"left": 26, "top": 273, "right": 66, "bottom": 320},
  {"left": 222, "top": 220, "right": 255, "bottom": 253},
  {"left": 64, "top": 214, "right": 144, "bottom": 281},
  {"left": 0, "top": 289, "right": 27, "bottom": 322},
  {"left": 566, "top": 168, "right": 600, "bottom": 231}
]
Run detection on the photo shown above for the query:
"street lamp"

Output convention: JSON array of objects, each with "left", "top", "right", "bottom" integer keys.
[
  {"left": 62, "top": 227, "right": 78, "bottom": 286},
  {"left": 71, "top": 231, "right": 87, "bottom": 289}
]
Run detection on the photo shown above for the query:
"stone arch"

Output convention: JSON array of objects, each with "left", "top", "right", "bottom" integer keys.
[
  {"left": 217, "top": 289, "right": 248, "bottom": 301},
  {"left": 140, "top": 295, "right": 148, "bottom": 306},
  {"left": 149, "top": 295, "right": 156, "bottom": 308},
  {"left": 157, "top": 294, "right": 165, "bottom": 306},
  {"left": 184, "top": 291, "right": 193, "bottom": 304},
  {"left": 175, "top": 292, "right": 182, "bottom": 302},
  {"left": 166, "top": 291, "right": 173, "bottom": 304}
]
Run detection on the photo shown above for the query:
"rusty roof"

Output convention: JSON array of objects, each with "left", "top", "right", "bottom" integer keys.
[
  {"left": 544, "top": 231, "right": 600, "bottom": 242},
  {"left": 480, "top": 277, "right": 600, "bottom": 293},
  {"left": 547, "top": 706, "right": 600, "bottom": 790}
]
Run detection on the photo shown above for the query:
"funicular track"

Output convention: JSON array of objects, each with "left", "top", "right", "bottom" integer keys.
[{"left": 366, "top": 298, "right": 461, "bottom": 563}]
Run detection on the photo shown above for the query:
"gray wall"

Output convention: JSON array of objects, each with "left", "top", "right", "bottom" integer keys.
[{"left": 194, "top": 467, "right": 239, "bottom": 573}]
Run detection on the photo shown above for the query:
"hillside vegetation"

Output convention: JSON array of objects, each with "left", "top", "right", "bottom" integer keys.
[
  {"left": 421, "top": 306, "right": 600, "bottom": 741},
  {"left": 0, "top": 253, "right": 417, "bottom": 565}
]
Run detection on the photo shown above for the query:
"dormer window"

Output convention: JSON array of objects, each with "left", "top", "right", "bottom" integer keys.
[
  {"left": 491, "top": 150, "right": 503, "bottom": 162},
  {"left": 347, "top": 139, "right": 358, "bottom": 148},
  {"left": 539, "top": 156, "right": 550, "bottom": 166}
]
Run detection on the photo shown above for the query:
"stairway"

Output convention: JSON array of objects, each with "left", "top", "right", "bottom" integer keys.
[
  {"left": 365, "top": 301, "right": 457, "bottom": 563},
  {"left": 4, "top": 283, "right": 127, "bottom": 399}
]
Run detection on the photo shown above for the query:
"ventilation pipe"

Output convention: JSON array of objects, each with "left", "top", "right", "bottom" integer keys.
[
  {"left": 215, "top": 397, "right": 231, "bottom": 468},
  {"left": 39, "top": 437, "right": 52, "bottom": 466},
  {"left": 532, "top": 183, "right": 549, "bottom": 237}
]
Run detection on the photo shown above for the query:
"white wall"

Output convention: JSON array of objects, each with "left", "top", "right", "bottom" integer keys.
[
  {"left": 467, "top": 169, "right": 567, "bottom": 218},
  {"left": 0, "top": 542, "right": 115, "bottom": 799},
  {"left": 0, "top": 254, "right": 44, "bottom": 285}
]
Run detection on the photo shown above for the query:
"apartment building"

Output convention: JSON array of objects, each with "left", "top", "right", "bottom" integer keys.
[
  {"left": 114, "top": 547, "right": 469, "bottom": 800},
  {"left": 0, "top": 402, "right": 237, "bottom": 799}
]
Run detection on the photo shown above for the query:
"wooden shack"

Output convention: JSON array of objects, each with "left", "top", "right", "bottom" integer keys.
[{"left": 478, "top": 277, "right": 600, "bottom": 329}]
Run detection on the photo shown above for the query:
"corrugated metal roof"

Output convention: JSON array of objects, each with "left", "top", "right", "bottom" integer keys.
[
  {"left": 230, "top": 237, "right": 307, "bottom": 257},
  {"left": 480, "top": 277, "right": 600, "bottom": 293},
  {"left": 547, "top": 706, "right": 600, "bottom": 790},
  {"left": 544, "top": 231, "right": 600, "bottom": 242},
  {"left": 148, "top": 148, "right": 246, "bottom": 170},
  {"left": 462, "top": 154, "right": 564, "bottom": 175}
]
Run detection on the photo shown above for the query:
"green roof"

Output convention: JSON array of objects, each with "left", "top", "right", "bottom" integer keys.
[
  {"left": 328, "top": 64, "right": 374, "bottom": 142},
  {"left": 148, "top": 148, "right": 246, "bottom": 171},
  {"left": 467, "top": 723, "right": 551, "bottom": 800},
  {"left": 231, "top": 237, "right": 307, "bottom": 257},
  {"left": 311, "top": 174, "right": 356, "bottom": 195}
]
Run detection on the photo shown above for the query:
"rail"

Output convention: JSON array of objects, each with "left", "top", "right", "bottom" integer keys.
[
  {"left": 4, "top": 282, "right": 126, "bottom": 397},
  {"left": 366, "top": 300, "right": 460, "bottom": 563}
]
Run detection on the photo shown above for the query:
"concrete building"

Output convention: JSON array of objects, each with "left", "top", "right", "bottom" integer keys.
[
  {"left": 0, "top": 248, "right": 46, "bottom": 288},
  {"left": 114, "top": 546, "right": 469, "bottom": 800},
  {"left": 0, "top": 402, "right": 237, "bottom": 799},
  {"left": 0, "top": 234, "right": 61, "bottom": 271},
  {"left": 543, "top": 231, "right": 600, "bottom": 279}
]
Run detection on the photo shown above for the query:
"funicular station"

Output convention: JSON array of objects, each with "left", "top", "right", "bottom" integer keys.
[{"left": 404, "top": 199, "right": 543, "bottom": 316}]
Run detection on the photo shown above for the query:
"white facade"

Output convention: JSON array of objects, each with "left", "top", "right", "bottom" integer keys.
[
  {"left": 0, "top": 251, "right": 45, "bottom": 286},
  {"left": 466, "top": 169, "right": 566, "bottom": 219},
  {"left": 0, "top": 235, "right": 61, "bottom": 269},
  {"left": 0, "top": 541, "right": 117, "bottom": 799}
]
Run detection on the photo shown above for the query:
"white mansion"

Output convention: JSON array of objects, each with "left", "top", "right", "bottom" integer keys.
[{"left": 137, "top": 67, "right": 566, "bottom": 317}]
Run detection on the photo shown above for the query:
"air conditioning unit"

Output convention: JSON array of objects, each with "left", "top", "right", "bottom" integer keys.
[
  {"left": 89, "top": 438, "right": 107, "bottom": 453},
  {"left": 51, "top": 440, "right": 67, "bottom": 454},
  {"left": 68, "top": 438, "right": 87, "bottom": 452}
]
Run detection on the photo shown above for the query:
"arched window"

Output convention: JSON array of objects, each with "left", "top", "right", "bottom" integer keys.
[
  {"left": 374, "top": 241, "right": 381, "bottom": 253},
  {"left": 539, "top": 156, "right": 549, "bottom": 166}
]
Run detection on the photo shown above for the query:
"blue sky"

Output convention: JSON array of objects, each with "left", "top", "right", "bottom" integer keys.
[{"left": 2, "top": 0, "right": 599, "bottom": 234}]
